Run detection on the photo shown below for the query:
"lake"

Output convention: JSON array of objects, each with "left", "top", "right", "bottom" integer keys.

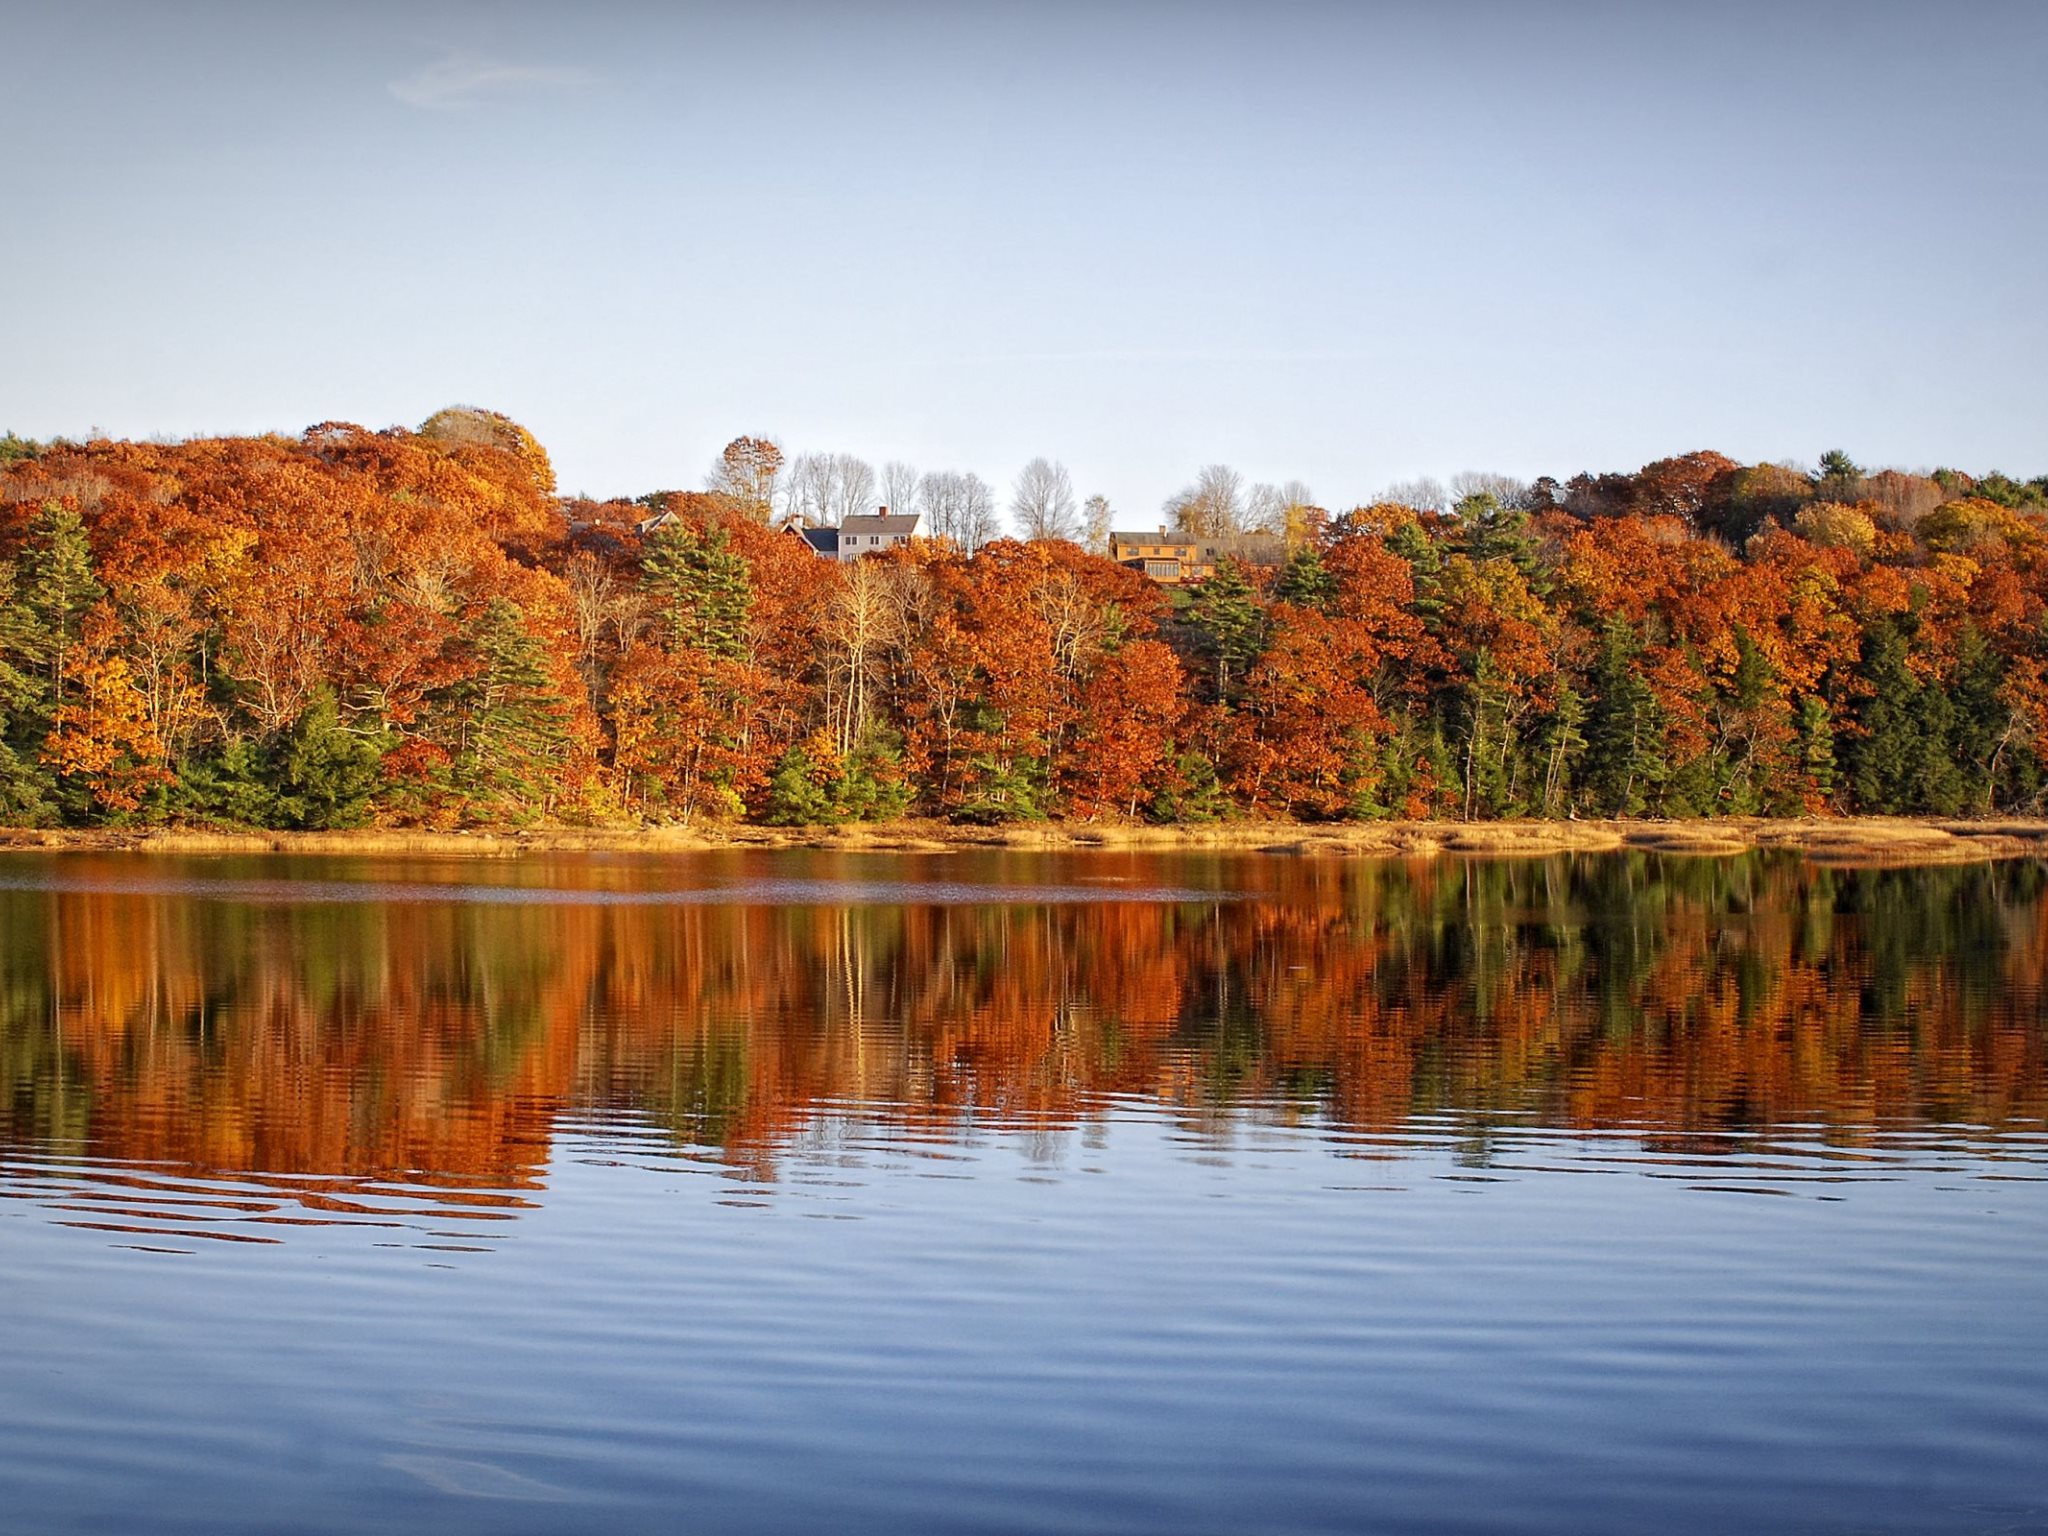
[{"left": 1, "top": 847, "right": 2044, "bottom": 1535}]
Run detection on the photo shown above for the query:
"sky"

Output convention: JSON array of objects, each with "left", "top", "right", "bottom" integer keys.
[{"left": 4, "top": 0, "right": 2043, "bottom": 523}]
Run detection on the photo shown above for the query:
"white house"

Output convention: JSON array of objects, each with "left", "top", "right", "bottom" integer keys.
[{"left": 835, "top": 508, "right": 926, "bottom": 561}]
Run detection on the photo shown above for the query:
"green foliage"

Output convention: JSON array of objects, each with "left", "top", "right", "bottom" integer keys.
[
  {"left": 1456, "top": 493, "right": 1551, "bottom": 595},
  {"left": 1459, "top": 651, "right": 1514, "bottom": 819},
  {"left": 1385, "top": 517, "right": 1444, "bottom": 625},
  {"left": 1149, "top": 749, "right": 1228, "bottom": 823},
  {"left": 642, "top": 523, "right": 753, "bottom": 659},
  {"left": 21, "top": 504, "right": 102, "bottom": 712},
  {"left": 1540, "top": 683, "right": 1588, "bottom": 816},
  {"left": 954, "top": 754, "right": 1050, "bottom": 824},
  {"left": 179, "top": 738, "right": 287, "bottom": 826},
  {"left": 1274, "top": 546, "right": 1335, "bottom": 610},
  {"left": 0, "top": 432, "right": 41, "bottom": 464},
  {"left": 1183, "top": 559, "right": 1265, "bottom": 700},
  {"left": 446, "top": 599, "right": 572, "bottom": 818},
  {"left": 1845, "top": 620, "right": 1966, "bottom": 815},
  {"left": 275, "top": 689, "right": 386, "bottom": 828},
  {"left": 763, "top": 746, "right": 833, "bottom": 825},
  {"left": 762, "top": 730, "right": 917, "bottom": 826},
  {"left": 174, "top": 691, "right": 386, "bottom": 829},
  {"left": 0, "top": 565, "right": 47, "bottom": 790},
  {"left": 1583, "top": 621, "right": 1664, "bottom": 816},
  {"left": 1798, "top": 696, "right": 1836, "bottom": 805}
]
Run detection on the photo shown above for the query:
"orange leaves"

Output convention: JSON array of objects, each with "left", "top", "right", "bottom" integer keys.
[
  {"left": 1435, "top": 554, "right": 1556, "bottom": 699},
  {"left": 41, "top": 617, "right": 167, "bottom": 813},
  {"left": 1231, "top": 605, "right": 1391, "bottom": 819},
  {"left": 1063, "top": 639, "right": 1185, "bottom": 819}
]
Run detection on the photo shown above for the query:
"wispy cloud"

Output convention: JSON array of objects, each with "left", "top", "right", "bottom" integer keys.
[{"left": 389, "top": 53, "right": 596, "bottom": 111}]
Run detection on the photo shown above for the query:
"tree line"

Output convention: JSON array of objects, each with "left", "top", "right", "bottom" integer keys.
[{"left": 1, "top": 415, "right": 2044, "bottom": 829}]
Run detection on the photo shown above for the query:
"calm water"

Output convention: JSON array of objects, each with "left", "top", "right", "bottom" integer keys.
[{"left": 2, "top": 848, "right": 2045, "bottom": 1536}]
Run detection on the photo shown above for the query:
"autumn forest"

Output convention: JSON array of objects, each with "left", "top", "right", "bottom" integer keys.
[{"left": 2, "top": 413, "right": 2045, "bottom": 831}]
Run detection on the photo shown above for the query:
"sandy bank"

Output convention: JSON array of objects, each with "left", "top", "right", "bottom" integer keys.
[{"left": 2, "top": 816, "right": 2044, "bottom": 867}]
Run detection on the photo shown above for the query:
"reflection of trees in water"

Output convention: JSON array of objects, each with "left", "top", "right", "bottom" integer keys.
[{"left": 0, "top": 853, "right": 2042, "bottom": 1186}]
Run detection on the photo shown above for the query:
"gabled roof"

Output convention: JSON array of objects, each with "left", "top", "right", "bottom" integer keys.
[
  {"left": 802, "top": 527, "right": 840, "bottom": 556},
  {"left": 839, "top": 510, "right": 924, "bottom": 536}
]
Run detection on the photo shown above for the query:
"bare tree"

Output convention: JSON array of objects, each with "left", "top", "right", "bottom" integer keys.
[
  {"left": 826, "top": 454, "right": 877, "bottom": 524},
  {"left": 824, "top": 559, "right": 898, "bottom": 753},
  {"left": 705, "top": 435, "right": 783, "bottom": 520},
  {"left": 917, "top": 469, "right": 1001, "bottom": 552},
  {"left": 1082, "top": 493, "right": 1113, "bottom": 556},
  {"left": 1164, "top": 464, "right": 1245, "bottom": 536},
  {"left": 881, "top": 460, "right": 921, "bottom": 518},
  {"left": 1011, "top": 457, "right": 1080, "bottom": 542},
  {"left": 781, "top": 453, "right": 831, "bottom": 526},
  {"left": 782, "top": 452, "right": 878, "bottom": 527},
  {"left": 1244, "top": 478, "right": 1317, "bottom": 537},
  {"left": 1375, "top": 476, "right": 1450, "bottom": 513},
  {"left": 1449, "top": 471, "right": 1532, "bottom": 510}
]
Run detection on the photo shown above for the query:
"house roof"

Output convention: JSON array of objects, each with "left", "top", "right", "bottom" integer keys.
[
  {"left": 802, "top": 527, "right": 840, "bottom": 556},
  {"left": 1109, "top": 528, "right": 1284, "bottom": 561},
  {"left": 839, "top": 510, "right": 923, "bottom": 536}
]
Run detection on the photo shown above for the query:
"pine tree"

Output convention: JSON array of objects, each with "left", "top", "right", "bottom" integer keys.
[
  {"left": 0, "top": 564, "right": 50, "bottom": 820},
  {"left": 642, "top": 523, "right": 753, "bottom": 660},
  {"left": 1456, "top": 492, "right": 1551, "bottom": 596},
  {"left": 275, "top": 687, "right": 386, "bottom": 829},
  {"left": 449, "top": 599, "right": 572, "bottom": 816},
  {"left": 1950, "top": 626, "right": 2012, "bottom": 812},
  {"left": 1797, "top": 695, "right": 1837, "bottom": 807},
  {"left": 1541, "top": 683, "right": 1588, "bottom": 817},
  {"left": 1845, "top": 620, "right": 1964, "bottom": 814},
  {"left": 1385, "top": 517, "right": 1444, "bottom": 628},
  {"left": 1184, "top": 558, "right": 1265, "bottom": 701},
  {"left": 763, "top": 743, "right": 834, "bottom": 825},
  {"left": 21, "top": 503, "right": 103, "bottom": 720},
  {"left": 1274, "top": 545, "right": 1335, "bottom": 611},
  {"left": 1584, "top": 620, "right": 1664, "bottom": 816}
]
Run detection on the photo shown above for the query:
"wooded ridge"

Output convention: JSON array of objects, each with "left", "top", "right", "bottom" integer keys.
[{"left": 1, "top": 415, "right": 2044, "bottom": 830}]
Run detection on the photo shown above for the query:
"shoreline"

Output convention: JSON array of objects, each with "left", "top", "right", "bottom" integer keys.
[{"left": 2, "top": 816, "right": 2045, "bottom": 867}]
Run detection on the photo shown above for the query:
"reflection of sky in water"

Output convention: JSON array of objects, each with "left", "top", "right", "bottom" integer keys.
[{"left": 0, "top": 872, "right": 1240, "bottom": 907}]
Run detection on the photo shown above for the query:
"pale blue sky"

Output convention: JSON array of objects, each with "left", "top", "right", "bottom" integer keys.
[{"left": 5, "top": 1, "right": 2042, "bottom": 520}]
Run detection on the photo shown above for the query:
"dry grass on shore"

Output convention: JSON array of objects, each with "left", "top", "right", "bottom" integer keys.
[{"left": 1, "top": 816, "right": 2044, "bottom": 867}]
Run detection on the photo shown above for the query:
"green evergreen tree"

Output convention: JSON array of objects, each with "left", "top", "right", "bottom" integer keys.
[
  {"left": 763, "top": 744, "right": 834, "bottom": 825},
  {"left": 642, "top": 523, "right": 753, "bottom": 659},
  {"left": 1149, "top": 749, "right": 1228, "bottom": 823},
  {"left": 448, "top": 599, "right": 572, "bottom": 817},
  {"left": 1797, "top": 695, "right": 1837, "bottom": 806},
  {"left": 1845, "top": 619, "right": 1965, "bottom": 814},
  {"left": 1274, "top": 545, "right": 1335, "bottom": 610},
  {"left": 21, "top": 503, "right": 103, "bottom": 719},
  {"left": 1540, "top": 683, "right": 1588, "bottom": 816},
  {"left": 179, "top": 738, "right": 285, "bottom": 827},
  {"left": 1459, "top": 650, "right": 1513, "bottom": 819},
  {"left": 1385, "top": 517, "right": 1444, "bottom": 627},
  {"left": 1456, "top": 493, "right": 1551, "bottom": 595},
  {"left": 1183, "top": 558, "right": 1266, "bottom": 701},
  {"left": 1583, "top": 620, "right": 1664, "bottom": 816},
  {"left": 1950, "top": 626, "right": 2012, "bottom": 812},
  {"left": 0, "top": 562, "right": 53, "bottom": 819},
  {"left": 274, "top": 687, "right": 386, "bottom": 828},
  {"left": 836, "top": 727, "right": 914, "bottom": 821}
]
